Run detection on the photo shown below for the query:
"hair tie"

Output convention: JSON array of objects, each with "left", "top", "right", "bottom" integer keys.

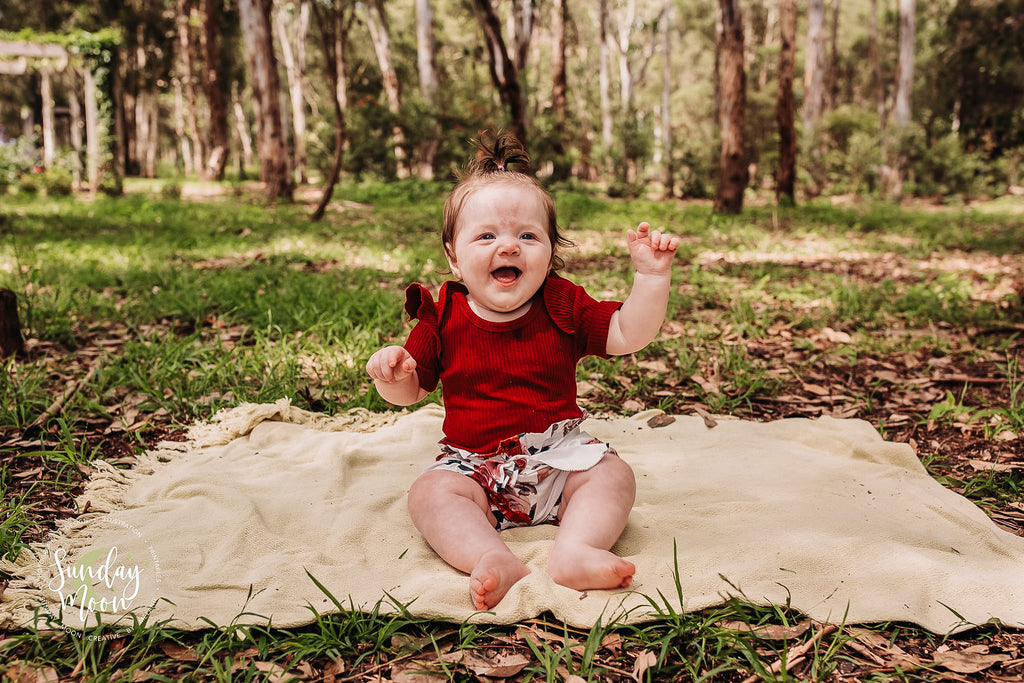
[{"left": 497, "top": 164, "right": 505, "bottom": 171}]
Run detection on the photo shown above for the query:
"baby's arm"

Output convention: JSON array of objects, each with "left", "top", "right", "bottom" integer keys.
[
  {"left": 366, "top": 345, "right": 429, "bottom": 405},
  {"left": 605, "top": 222, "right": 679, "bottom": 355}
]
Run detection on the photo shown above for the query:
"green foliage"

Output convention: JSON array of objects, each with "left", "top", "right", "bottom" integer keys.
[{"left": 913, "top": 132, "right": 990, "bottom": 198}]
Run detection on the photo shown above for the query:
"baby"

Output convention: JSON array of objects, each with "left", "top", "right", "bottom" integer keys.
[{"left": 366, "top": 132, "right": 679, "bottom": 610}]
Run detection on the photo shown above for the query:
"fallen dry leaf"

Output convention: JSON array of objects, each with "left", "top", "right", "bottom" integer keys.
[
  {"left": 716, "top": 619, "right": 811, "bottom": 640},
  {"left": 647, "top": 414, "right": 676, "bottom": 428},
  {"left": 693, "top": 406, "right": 718, "bottom": 428},
  {"left": 932, "top": 645, "right": 1011, "bottom": 674},
  {"left": 158, "top": 643, "right": 199, "bottom": 662},
  {"left": 390, "top": 658, "right": 447, "bottom": 683},
  {"left": 969, "top": 459, "right": 1018, "bottom": 472},
  {"left": 631, "top": 650, "right": 658, "bottom": 681}
]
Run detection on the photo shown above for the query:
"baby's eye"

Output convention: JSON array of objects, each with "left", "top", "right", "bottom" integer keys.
[
  {"left": 478, "top": 233, "right": 495, "bottom": 241},
  {"left": 521, "top": 232, "right": 537, "bottom": 241}
]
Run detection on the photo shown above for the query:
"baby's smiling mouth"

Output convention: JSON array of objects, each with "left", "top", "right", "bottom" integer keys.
[{"left": 491, "top": 266, "right": 522, "bottom": 284}]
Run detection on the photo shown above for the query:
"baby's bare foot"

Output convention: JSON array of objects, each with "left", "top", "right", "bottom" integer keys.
[
  {"left": 470, "top": 550, "right": 530, "bottom": 610},
  {"left": 547, "top": 545, "right": 635, "bottom": 592}
]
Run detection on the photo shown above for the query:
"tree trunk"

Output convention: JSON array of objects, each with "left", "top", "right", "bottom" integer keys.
[
  {"left": 776, "top": 0, "right": 797, "bottom": 204},
  {"left": 238, "top": 0, "right": 293, "bottom": 200},
  {"left": 599, "top": 0, "right": 613, "bottom": 149},
  {"left": 83, "top": 67, "right": 101, "bottom": 192},
  {"left": 892, "top": 0, "right": 915, "bottom": 128},
  {"left": 231, "top": 81, "right": 255, "bottom": 172},
  {"left": 803, "top": 0, "right": 826, "bottom": 134},
  {"left": 137, "top": 91, "right": 158, "bottom": 178},
  {"left": 828, "top": 0, "right": 841, "bottom": 110},
  {"left": 275, "top": 0, "right": 311, "bottom": 184},
  {"left": 469, "top": 0, "right": 528, "bottom": 146},
  {"left": 40, "top": 70, "right": 55, "bottom": 169},
  {"left": 660, "top": 5, "right": 674, "bottom": 198},
  {"left": 714, "top": 0, "right": 747, "bottom": 214},
  {"left": 549, "top": 0, "right": 570, "bottom": 182},
  {"left": 365, "top": 0, "right": 409, "bottom": 178},
  {"left": 311, "top": 1, "right": 353, "bottom": 221},
  {"left": 68, "top": 84, "right": 83, "bottom": 190},
  {"left": 415, "top": 0, "right": 441, "bottom": 179},
  {"left": 0, "top": 288, "right": 25, "bottom": 359},
  {"left": 869, "top": 0, "right": 886, "bottom": 131},
  {"left": 176, "top": 0, "right": 204, "bottom": 175},
  {"left": 200, "top": 0, "right": 229, "bottom": 180},
  {"left": 174, "top": 82, "right": 194, "bottom": 175},
  {"left": 512, "top": 0, "right": 534, "bottom": 74},
  {"left": 882, "top": 0, "right": 916, "bottom": 200}
]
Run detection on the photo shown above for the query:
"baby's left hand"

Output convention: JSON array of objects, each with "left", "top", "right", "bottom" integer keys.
[{"left": 627, "top": 222, "right": 679, "bottom": 275}]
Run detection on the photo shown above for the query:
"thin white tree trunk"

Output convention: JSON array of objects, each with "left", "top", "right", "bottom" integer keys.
[
  {"left": 660, "top": 5, "right": 673, "bottom": 197},
  {"left": 176, "top": 0, "right": 204, "bottom": 174},
  {"left": 83, "top": 67, "right": 100, "bottom": 193},
  {"left": 803, "top": 0, "right": 826, "bottom": 134},
  {"left": 40, "top": 70, "right": 55, "bottom": 169},
  {"left": 68, "top": 84, "right": 83, "bottom": 190},
  {"left": 599, "top": 0, "right": 613, "bottom": 148},
  {"left": 174, "top": 82, "right": 194, "bottom": 175},
  {"left": 231, "top": 82, "right": 255, "bottom": 171},
  {"left": 364, "top": 0, "right": 408, "bottom": 178},
  {"left": 882, "top": 0, "right": 916, "bottom": 199},
  {"left": 415, "top": 0, "right": 440, "bottom": 178},
  {"left": 274, "top": 0, "right": 310, "bottom": 184},
  {"left": 892, "top": 0, "right": 915, "bottom": 128}
]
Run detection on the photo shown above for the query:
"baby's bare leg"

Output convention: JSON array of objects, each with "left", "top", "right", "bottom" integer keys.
[
  {"left": 547, "top": 453, "right": 636, "bottom": 591},
  {"left": 407, "top": 470, "right": 529, "bottom": 610}
]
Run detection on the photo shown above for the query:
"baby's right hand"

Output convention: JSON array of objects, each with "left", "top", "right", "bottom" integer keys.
[{"left": 366, "top": 346, "right": 418, "bottom": 383}]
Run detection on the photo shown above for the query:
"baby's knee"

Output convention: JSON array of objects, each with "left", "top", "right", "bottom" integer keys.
[
  {"left": 408, "top": 469, "right": 488, "bottom": 510},
  {"left": 602, "top": 452, "right": 636, "bottom": 489}
]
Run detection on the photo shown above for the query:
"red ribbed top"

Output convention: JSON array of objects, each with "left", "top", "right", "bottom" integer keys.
[{"left": 403, "top": 274, "right": 621, "bottom": 453}]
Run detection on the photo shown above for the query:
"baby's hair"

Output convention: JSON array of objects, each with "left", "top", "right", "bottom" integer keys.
[
  {"left": 464, "top": 130, "right": 531, "bottom": 176},
  {"left": 442, "top": 130, "right": 574, "bottom": 272}
]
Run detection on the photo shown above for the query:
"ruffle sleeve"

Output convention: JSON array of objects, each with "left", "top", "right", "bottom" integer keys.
[
  {"left": 542, "top": 273, "right": 622, "bottom": 357},
  {"left": 404, "top": 283, "right": 437, "bottom": 325},
  {"left": 402, "top": 282, "right": 465, "bottom": 393}
]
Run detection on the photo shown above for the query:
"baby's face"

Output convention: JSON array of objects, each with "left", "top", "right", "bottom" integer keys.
[{"left": 446, "top": 183, "right": 553, "bottom": 322}]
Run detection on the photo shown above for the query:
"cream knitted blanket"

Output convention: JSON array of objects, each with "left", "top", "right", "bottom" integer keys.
[{"left": 2, "top": 401, "right": 1022, "bottom": 635}]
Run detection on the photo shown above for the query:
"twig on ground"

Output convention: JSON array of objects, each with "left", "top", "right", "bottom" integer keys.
[
  {"left": 28, "top": 362, "right": 100, "bottom": 430},
  {"left": 739, "top": 623, "right": 839, "bottom": 683}
]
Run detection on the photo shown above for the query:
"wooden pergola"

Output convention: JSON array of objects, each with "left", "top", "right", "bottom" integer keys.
[{"left": 0, "top": 39, "right": 101, "bottom": 192}]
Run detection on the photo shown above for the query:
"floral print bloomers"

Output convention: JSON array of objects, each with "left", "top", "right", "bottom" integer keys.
[{"left": 424, "top": 415, "right": 617, "bottom": 530}]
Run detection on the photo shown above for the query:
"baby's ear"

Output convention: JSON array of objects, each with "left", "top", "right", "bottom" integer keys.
[{"left": 445, "top": 248, "right": 462, "bottom": 280}]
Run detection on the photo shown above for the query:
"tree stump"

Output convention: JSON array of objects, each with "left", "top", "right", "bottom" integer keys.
[{"left": 0, "top": 288, "right": 25, "bottom": 358}]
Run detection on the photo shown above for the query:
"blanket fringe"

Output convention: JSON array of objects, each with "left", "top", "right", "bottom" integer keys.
[{"left": 0, "top": 400, "right": 405, "bottom": 630}]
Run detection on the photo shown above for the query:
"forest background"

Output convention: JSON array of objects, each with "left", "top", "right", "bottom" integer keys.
[{"left": 0, "top": 0, "right": 1022, "bottom": 209}]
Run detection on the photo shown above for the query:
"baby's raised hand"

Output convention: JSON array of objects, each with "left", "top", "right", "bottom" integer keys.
[
  {"left": 366, "top": 345, "right": 418, "bottom": 383},
  {"left": 626, "top": 222, "right": 679, "bottom": 275}
]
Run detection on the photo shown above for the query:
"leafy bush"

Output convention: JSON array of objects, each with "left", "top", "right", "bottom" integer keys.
[
  {"left": 805, "top": 105, "right": 882, "bottom": 196},
  {"left": 0, "top": 137, "right": 37, "bottom": 190},
  {"left": 909, "top": 132, "right": 988, "bottom": 198},
  {"left": 40, "top": 164, "right": 74, "bottom": 196}
]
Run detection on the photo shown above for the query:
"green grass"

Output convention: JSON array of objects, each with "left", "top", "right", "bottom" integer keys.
[{"left": 2, "top": 184, "right": 1023, "bottom": 680}]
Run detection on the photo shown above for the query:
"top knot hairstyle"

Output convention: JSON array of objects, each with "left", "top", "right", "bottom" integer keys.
[
  {"left": 442, "top": 130, "right": 574, "bottom": 272},
  {"left": 464, "top": 130, "right": 531, "bottom": 176}
]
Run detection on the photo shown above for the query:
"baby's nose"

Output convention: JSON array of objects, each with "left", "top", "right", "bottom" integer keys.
[{"left": 497, "top": 237, "right": 520, "bottom": 254}]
